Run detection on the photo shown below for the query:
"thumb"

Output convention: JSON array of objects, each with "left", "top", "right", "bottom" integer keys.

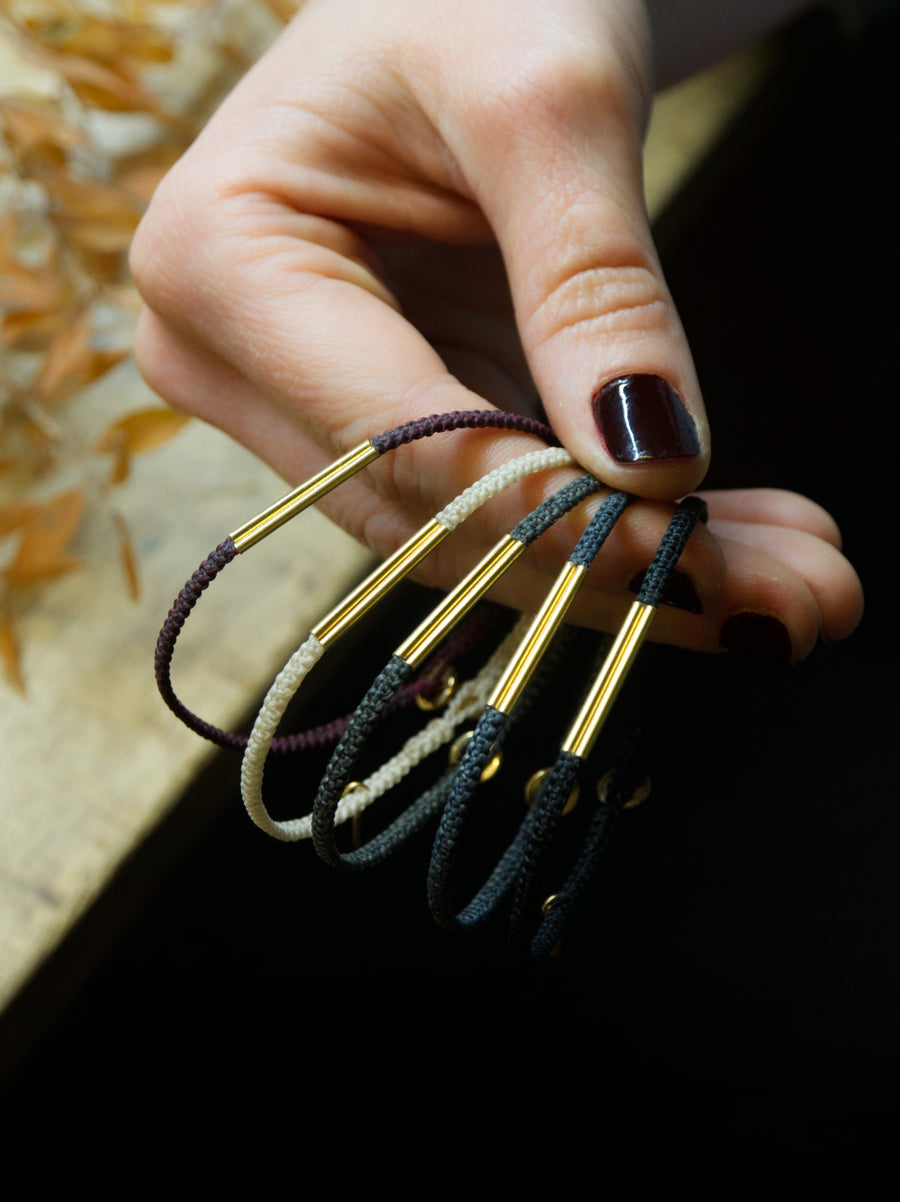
[{"left": 446, "top": 16, "right": 709, "bottom": 500}]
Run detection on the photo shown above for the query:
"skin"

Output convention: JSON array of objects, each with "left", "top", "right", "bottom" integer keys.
[{"left": 129, "top": 0, "right": 864, "bottom": 661}]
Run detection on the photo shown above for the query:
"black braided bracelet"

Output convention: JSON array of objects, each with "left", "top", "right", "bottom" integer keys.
[
  {"left": 155, "top": 409, "right": 560, "bottom": 754},
  {"left": 507, "top": 494, "right": 709, "bottom": 957},
  {"left": 425, "top": 489, "right": 634, "bottom": 933},
  {"left": 309, "top": 473, "right": 606, "bottom": 870}
]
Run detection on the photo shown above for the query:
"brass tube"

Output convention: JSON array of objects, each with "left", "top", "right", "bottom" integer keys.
[
  {"left": 231, "top": 441, "right": 379, "bottom": 552},
  {"left": 562, "top": 601, "right": 657, "bottom": 760},
  {"left": 311, "top": 519, "right": 448, "bottom": 649},
  {"left": 489, "top": 561, "right": 586, "bottom": 715},
  {"left": 396, "top": 535, "right": 524, "bottom": 668}
]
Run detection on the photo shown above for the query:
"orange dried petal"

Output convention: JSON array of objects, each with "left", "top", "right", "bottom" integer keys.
[
  {"left": 0, "top": 610, "right": 26, "bottom": 694},
  {"left": 2, "top": 489, "right": 86, "bottom": 585},
  {"left": 33, "top": 306, "right": 93, "bottom": 399},
  {"left": 96, "top": 408, "right": 190, "bottom": 457}
]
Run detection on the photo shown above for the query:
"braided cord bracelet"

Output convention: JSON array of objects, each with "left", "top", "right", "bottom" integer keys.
[
  {"left": 155, "top": 409, "right": 559, "bottom": 755},
  {"left": 240, "top": 446, "right": 574, "bottom": 841},
  {"left": 306, "top": 617, "right": 543, "bottom": 872},
  {"left": 309, "top": 472, "right": 606, "bottom": 871},
  {"left": 507, "top": 494, "right": 709, "bottom": 957},
  {"left": 425, "top": 489, "right": 634, "bottom": 933},
  {"left": 325, "top": 615, "right": 531, "bottom": 843}
]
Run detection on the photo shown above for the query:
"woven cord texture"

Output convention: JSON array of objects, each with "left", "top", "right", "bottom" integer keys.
[
  {"left": 509, "top": 474, "right": 602, "bottom": 544},
  {"left": 342, "top": 617, "right": 528, "bottom": 817},
  {"left": 568, "top": 491, "right": 632, "bottom": 567},
  {"left": 311, "top": 617, "right": 531, "bottom": 868},
  {"left": 635, "top": 496, "right": 708, "bottom": 607},
  {"left": 156, "top": 410, "right": 562, "bottom": 753},
  {"left": 529, "top": 800, "right": 620, "bottom": 959},
  {"left": 435, "top": 446, "right": 573, "bottom": 529},
  {"left": 370, "top": 410, "right": 558, "bottom": 454},
  {"left": 154, "top": 539, "right": 242, "bottom": 748},
  {"left": 508, "top": 748, "right": 584, "bottom": 949},
  {"left": 525, "top": 646, "right": 664, "bottom": 957},
  {"left": 426, "top": 704, "right": 509, "bottom": 930},
  {"left": 311, "top": 655, "right": 414, "bottom": 866},
  {"left": 240, "top": 635, "right": 326, "bottom": 840}
]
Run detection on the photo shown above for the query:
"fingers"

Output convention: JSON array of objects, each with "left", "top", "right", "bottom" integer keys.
[
  {"left": 128, "top": 0, "right": 862, "bottom": 665},
  {"left": 427, "top": 1, "right": 709, "bottom": 500},
  {"left": 399, "top": 489, "right": 862, "bottom": 662}
]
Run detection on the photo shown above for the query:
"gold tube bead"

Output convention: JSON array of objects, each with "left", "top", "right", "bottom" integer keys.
[
  {"left": 489, "top": 560, "right": 586, "bottom": 716},
  {"left": 562, "top": 600, "right": 657, "bottom": 760},
  {"left": 311, "top": 519, "right": 448, "bottom": 649},
  {"left": 395, "top": 535, "right": 524, "bottom": 668},
  {"left": 230, "top": 441, "right": 379, "bottom": 552}
]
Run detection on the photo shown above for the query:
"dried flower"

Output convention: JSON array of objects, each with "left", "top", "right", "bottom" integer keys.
[{"left": 0, "top": 0, "right": 298, "bottom": 689}]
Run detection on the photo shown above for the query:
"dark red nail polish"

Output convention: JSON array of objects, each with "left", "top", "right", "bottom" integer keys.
[
  {"left": 592, "top": 374, "right": 700, "bottom": 464},
  {"left": 628, "top": 568, "right": 703, "bottom": 613},
  {"left": 719, "top": 613, "right": 793, "bottom": 664}
]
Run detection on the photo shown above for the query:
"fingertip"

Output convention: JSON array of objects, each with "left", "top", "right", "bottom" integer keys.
[{"left": 543, "top": 367, "right": 710, "bottom": 502}]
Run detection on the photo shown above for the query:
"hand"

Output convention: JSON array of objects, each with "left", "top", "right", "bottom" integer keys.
[{"left": 130, "top": 0, "right": 862, "bottom": 662}]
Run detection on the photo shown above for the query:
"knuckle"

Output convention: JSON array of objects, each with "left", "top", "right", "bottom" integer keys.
[
  {"left": 474, "top": 48, "right": 630, "bottom": 145},
  {"left": 528, "top": 255, "right": 671, "bottom": 350},
  {"left": 129, "top": 155, "right": 226, "bottom": 315}
]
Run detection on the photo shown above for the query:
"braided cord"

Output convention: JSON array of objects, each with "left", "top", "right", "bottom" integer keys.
[
  {"left": 509, "top": 495, "right": 707, "bottom": 956},
  {"left": 154, "top": 539, "right": 240, "bottom": 747},
  {"left": 308, "top": 475, "right": 604, "bottom": 870},
  {"left": 370, "top": 409, "right": 558, "bottom": 454},
  {"left": 157, "top": 436, "right": 569, "bottom": 754},
  {"left": 425, "top": 491, "right": 633, "bottom": 934},
  {"left": 311, "top": 655, "right": 413, "bottom": 866},
  {"left": 242, "top": 616, "right": 528, "bottom": 844}
]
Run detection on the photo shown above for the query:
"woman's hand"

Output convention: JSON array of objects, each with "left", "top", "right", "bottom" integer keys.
[{"left": 130, "top": 0, "right": 863, "bottom": 662}]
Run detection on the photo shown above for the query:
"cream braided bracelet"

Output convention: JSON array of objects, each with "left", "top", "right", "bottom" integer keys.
[{"left": 241, "top": 447, "right": 572, "bottom": 840}]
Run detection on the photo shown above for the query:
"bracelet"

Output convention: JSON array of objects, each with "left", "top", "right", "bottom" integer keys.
[
  {"left": 425, "top": 488, "right": 634, "bottom": 933},
  {"left": 506, "top": 494, "right": 709, "bottom": 957},
  {"left": 309, "top": 472, "right": 606, "bottom": 870},
  {"left": 155, "top": 409, "right": 561, "bottom": 754},
  {"left": 240, "top": 445, "right": 574, "bottom": 840},
  {"left": 334, "top": 615, "right": 531, "bottom": 839},
  {"left": 309, "top": 616, "right": 550, "bottom": 871}
]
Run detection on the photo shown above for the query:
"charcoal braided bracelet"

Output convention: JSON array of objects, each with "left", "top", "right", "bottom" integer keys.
[
  {"left": 425, "top": 489, "right": 634, "bottom": 933},
  {"left": 309, "top": 472, "right": 606, "bottom": 870},
  {"left": 240, "top": 446, "right": 575, "bottom": 840},
  {"left": 506, "top": 494, "right": 709, "bottom": 957},
  {"left": 155, "top": 409, "right": 561, "bottom": 755}
]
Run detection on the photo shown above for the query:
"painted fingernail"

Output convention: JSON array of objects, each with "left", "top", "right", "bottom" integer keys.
[
  {"left": 719, "top": 613, "right": 793, "bottom": 664},
  {"left": 592, "top": 374, "right": 700, "bottom": 464},
  {"left": 628, "top": 568, "right": 703, "bottom": 613}
]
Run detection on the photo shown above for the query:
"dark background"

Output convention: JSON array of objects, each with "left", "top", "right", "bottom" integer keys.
[{"left": 2, "top": 8, "right": 897, "bottom": 1191}]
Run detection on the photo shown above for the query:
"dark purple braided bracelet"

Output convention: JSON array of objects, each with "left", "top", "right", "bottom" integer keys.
[{"left": 155, "top": 409, "right": 559, "bottom": 754}]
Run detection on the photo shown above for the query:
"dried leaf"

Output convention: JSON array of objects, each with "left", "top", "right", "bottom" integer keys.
[
  {"left": 0, "top": 212, "right": 20, "bottom": 262},
  {"left": 31, "top": 20, "right": 174, "bottom": 72},
  {"left": 112, "top": 511, "right": 140, "bottom": 600},
  {"left": 19, "top": 42, "right": 160, "bottom": 112},
  {"left": 0, "top": 97, "right": 88, "bottom": 155},
  {"left": 96, "top": 408, "right": 191, "bottom": 456},
  {"left": 0, "top": 500, "right": 38, "bottom": 539},
  {"left": 66, "top": 221, "right": 139, "bottom": 254},
  {"left": 28, "top": 161, "right": 146, "bottom": 227},
  {"left": 32, "top": 305, "right": 93, "bottom": 399},
  {"left": 1, "top": 310, "right": 61, "bottom": 348},
  {"left": 0, "top": 264, "right": 68, "bottom": 314},
  {"left": 0, "top": 610, "right": 26, "bottom": 694},
  {"left": 259, "top": 0, "right": 302, "bottom": 21},
  {"left": 102, "top": 433, "right": 131, "bottom": 485},
  {"left": 2, "top": 488, "right": 86, "bottom": 588}
]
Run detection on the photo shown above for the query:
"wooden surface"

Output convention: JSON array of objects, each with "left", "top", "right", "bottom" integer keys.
[
  {"left": 0, "top": 360, "right": 369, "bottom": 1014},
  {"left": 0, "top": 28, "right": 771, "bottom": 1025}
]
